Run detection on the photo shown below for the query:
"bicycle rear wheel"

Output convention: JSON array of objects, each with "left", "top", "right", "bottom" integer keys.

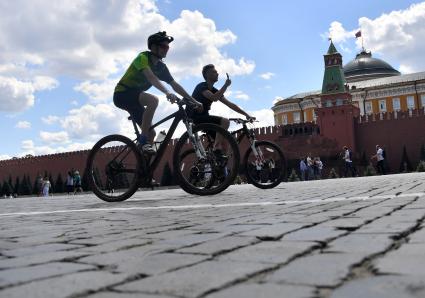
[
  {"left": 244, "top": 140, "right": 286, "bottom": 189},
  {"left": 86, "top": 134, "right": 143, "bottom": 202},
  {"left": 173, "top": 123, "right": 240, "bottom": 195}
]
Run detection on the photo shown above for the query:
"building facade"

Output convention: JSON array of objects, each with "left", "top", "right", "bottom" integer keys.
[{"left": 272, "top": 45, "right": 425, "bottom": 125}]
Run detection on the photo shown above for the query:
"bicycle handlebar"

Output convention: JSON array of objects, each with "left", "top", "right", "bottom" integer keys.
[{"left": 229, "top": 118, "right": 257, "bottom": 124}]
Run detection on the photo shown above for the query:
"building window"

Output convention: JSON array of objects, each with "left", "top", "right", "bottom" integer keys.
[
  {"left": 365, "top": 101, "right": 372, "bottom": 114},
  {"left": 407, "top": 96, "right": 415, "bottom": 109},
  {"left": 282, "top": 114, "right": 288, "bottom": 125},
  {"left": 303, "top": 111, "right": 307, "bottom": 122},
  {"left": 379, "top": 100, "right": 387, "bottom": 112},
  {"left": 293, "top": 112, "right": 301, "bottom": 124},
  {"left": 392, "top": 98, "right": 400, "bottom": 111},
  {"left": 422, "top": 94, "right": 425, "bottom": 107},
  {"left": 336, "top": 99, "right": 343, "bottom": 106},
  {"left": 325, "top": 100, "right": 332, "bottom": 107}
]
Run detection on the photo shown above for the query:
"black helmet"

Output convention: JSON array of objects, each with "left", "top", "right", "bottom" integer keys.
[{"left": 148, "top": 31, "right": 174, "bottom": 49}]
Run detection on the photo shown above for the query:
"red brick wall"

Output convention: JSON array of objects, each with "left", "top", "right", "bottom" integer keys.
[
  {"left": 1, "top": 109, "right": 425, "bottom": 186},
  {"left": 355, "top": 108, "right": 425, "bottom": 172}
]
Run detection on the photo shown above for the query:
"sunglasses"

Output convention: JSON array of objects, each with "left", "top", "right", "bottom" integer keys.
[{"left": 158, "top": 43, "right": 170, "bottom": 50}]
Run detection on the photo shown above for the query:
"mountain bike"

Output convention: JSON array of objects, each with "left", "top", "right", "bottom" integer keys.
[
  {"left": 230, "top": 118, "right": 286, "bottom": 189},
  {"left": 86, "top": 98, "right": 240, "bottom": 202}
]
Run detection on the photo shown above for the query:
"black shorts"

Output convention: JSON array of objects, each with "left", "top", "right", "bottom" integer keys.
[
  {"left": 192, "top": 114, "right": 223, "bottom": 126},
  {"left": 192, "top": 114, "right": 224, "bottom": 139},
  {"left": 113, "top": 89, "right": 144, "bottom": 125}
]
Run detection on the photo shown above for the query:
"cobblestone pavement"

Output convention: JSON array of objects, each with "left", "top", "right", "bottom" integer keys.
[{"left": 1, "top": 173, "right": 425, "bottom": 298}]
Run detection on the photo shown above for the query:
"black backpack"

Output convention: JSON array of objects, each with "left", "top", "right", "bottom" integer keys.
[{"left": 349, "top": 150, "right": 353, "bottom": 160}]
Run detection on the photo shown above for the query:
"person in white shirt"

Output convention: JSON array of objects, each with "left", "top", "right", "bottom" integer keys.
[
  {"left": 372, "top": 145, "right": 386, "bottom": 174},
  {"left": 342, "top": 146, "right": 357, "bottom": 177}
]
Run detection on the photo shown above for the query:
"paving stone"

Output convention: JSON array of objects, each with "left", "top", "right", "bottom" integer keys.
[
  {"left": 375, "top": 243, "right": 425, "bottom": 276},
  {"left": 80, "top": 247, "right": 206, "bottom": 275},
  {"left": 330, "top": 275, "right": 425, "bottom": 298},
  {"left": 0, "top": 271, "right": 127, "bottom": 298},
  {"left": 88, "top": 292, "right": 174, "bottom": 298},
  {"left": 79, "top": 238, "right": 152, "bottom": 253},
  {"left": 0, "top": 262, "right": 95, "bottom": 287},
  {"left": 205, "top": 282, "right": 315, "bottom": 298},
  {"left": 325, "top": 233, "right": 393, "bottom": 254},
  {"left": 265, "top": 252, "right": 364, "bottom": 287},
  {"left": 0, "top": 250, "right": 90, "bottom": 269},
  {"left": 282, "top": 225, "right": 346, "bottom": 242},
  {"left": 177, "top": 235, "right": 258, "bottom": 255},
  {"left": 115, "top": 260, "right": 271, "bottom": 297},
  {"left": 219, "top": 240, "right": 316, "bottom": 264},
  {"left": 1, "top": 243, "right": 84, "bottom": 257},
  {"left": 239, "top": 223, "right": 307, "bottom": 239}
]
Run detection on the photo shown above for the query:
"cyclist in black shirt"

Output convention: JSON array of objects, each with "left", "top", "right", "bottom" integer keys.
[{"left": 188, "top": 64, "right": 254, "bottom": 150}]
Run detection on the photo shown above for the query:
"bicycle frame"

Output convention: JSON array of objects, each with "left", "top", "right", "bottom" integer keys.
[
  {"left": 231, "top": 121, "right": 264, "bottom": 163},
  {"left": 129, "top": 100, "right": 205, "bottom": 181}
]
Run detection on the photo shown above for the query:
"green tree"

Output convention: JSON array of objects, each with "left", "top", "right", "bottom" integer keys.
[
  {"left": 48, "top": 173, "right": 55, "bottom": 193},
  {"left": 288, "top": 169, "right": 300, "bottom": 182},
  {"left": 33, "top": 174, "right": 42, "bottom": 195},
  {"left": 420, "top": 143, "right": 425, "bottom": 161},
  {"left": 2, "top": 180, "right": 12, "bottom": 196},
  {"left": 19, "top": 175, "right": 32, "bottom": 196},
  {"left": 359, "top": 151, "right": 368, "bottom": 167},
  {"left": 416, "top": 161, "right": 425, "bottom": 172},
  {"left": 328, "top": 168, "right": 339, "bottom": 179},
  {"left": 13, "top": 176, "right": 20, "bottom": 195},
  {"left": 55, "top": 173, "right": 65, "bottom": 193},
  {"left": 364, "top": 164, "right": 377, "bottom": 176},
  {"left": 399, "top": 145, "right": 413, "bottom": 173},
  {"left": 82, "top": 169, "right": 91, "bottom": 191},
  {"left": 160, "top": 162, "right": 174, "bottom": 186}
]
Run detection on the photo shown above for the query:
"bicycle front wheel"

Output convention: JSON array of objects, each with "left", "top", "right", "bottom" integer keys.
[
  {"left": 244, "top": 140, "right": 286, "bottom": 189},
  {"left": 86, "top": 134, "right": 143, "bottom": 202},
  {"left": 173, "top": 123, "right": 240, "bottom": 195}
]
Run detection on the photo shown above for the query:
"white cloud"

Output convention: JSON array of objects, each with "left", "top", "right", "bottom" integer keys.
[
  {"left": 0, "top": 1, "right": 254, "bottom": 83},
  {"left": 233, "top": 90, "right": 250, "bottom": 100},
  {"left": 0, "top": 75, "right": 58, "bottom": 112},
  {"left": 20, "top": 139, "right": 94, "bottom": 157},
  {"left": 324, "top": 21, "right": 357, "bottom": 43},
  {"left": 259, "top": 72, "right": 275, "bottom": 80},
  {"left": 39, "top": 131, "right": 70, "bottom": 144},
  {"left": 0, "top": 154, "right": 12, "bottom": 161},
  {"left": 41, "top": 115, "right": 60, "bottom": 125},
  {"left": 74, "top": 79, "right": 116, "bottom": 103},
  {"left": 70, "top": 100, "right": 79, "bottom": 106},
  {"left": 60, "top": 103, "right": 131, "bottom": 141},
  {"left": 15, "top": 121, "right": 31, "bottom": 129},
  {"left": 325, "top": 2, "right": 425, "bottom": 73},
  {"left": 272, "top": 96, "right": 283, "bottom": 105}
]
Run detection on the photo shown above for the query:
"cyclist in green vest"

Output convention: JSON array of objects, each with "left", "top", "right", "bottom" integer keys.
[{"left": 113, "top": 31, "right": 203, "bottom": 153}]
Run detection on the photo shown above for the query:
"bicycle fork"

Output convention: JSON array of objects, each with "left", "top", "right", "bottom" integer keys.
[{"left": 185, "top": 122, "right": 207, "bottom": 159}]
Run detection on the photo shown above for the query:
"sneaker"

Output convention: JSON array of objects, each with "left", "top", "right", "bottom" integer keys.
[
  {"left": 213, "top": 149, "right": 228, "bottom": 166},
  {"left": 141, "top": 143, "right": 156, "bottom": 155}
]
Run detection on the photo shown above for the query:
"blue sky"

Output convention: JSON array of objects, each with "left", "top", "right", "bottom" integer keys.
[{"left": 1, "top": 0, "right": 424, "bottom": 159}]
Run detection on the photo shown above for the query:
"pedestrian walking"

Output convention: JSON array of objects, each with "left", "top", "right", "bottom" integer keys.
[
  {"left": 36, "top": 175, "right": 43, "bottom": 196},
  {"left": 342, "top": 146, "right": 357, "bottom": 177},
  {"left": 315, "top": 157, "right": 323, "bottom": 179},
  {"left": 42, "top": 176, "right": 51, "bottom": 197},
  {"left": 73, "top": 170, "right": 83, "bottom": 195},
  {"left": 299, "top": 157, "right": 308, "bottom": 181},
  {"left": 66, "top": 171, "right": 74, "bottom": 195},
  {"left": 306, "top": 154, "right": 314, "bottom": 180},
  {"left": 372, "top": 145, "right": 386, "bottom": 175}
]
